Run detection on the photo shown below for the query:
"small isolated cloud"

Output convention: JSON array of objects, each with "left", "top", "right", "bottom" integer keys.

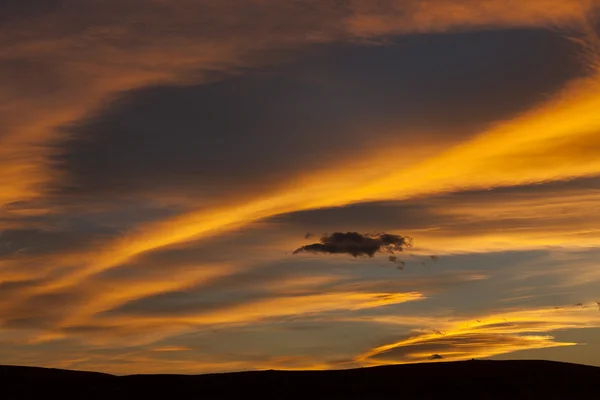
[
  {"left": 429, "top": 353, "right": 444, "bottom": 360},
  {"left": 293, "top": 232, "right": 412, "bottom": 258},
  {"left": 388, "top": 255, "right": 405, "bottom": 269}
]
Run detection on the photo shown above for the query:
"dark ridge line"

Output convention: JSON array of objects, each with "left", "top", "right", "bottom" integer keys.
[{"left": 2, "top": 359, "right": 600, "bottom": 378}]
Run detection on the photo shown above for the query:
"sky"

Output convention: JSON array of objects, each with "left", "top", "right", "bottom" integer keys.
[{"left": 2, "top": 0, "right": 600, "bottom": 375}]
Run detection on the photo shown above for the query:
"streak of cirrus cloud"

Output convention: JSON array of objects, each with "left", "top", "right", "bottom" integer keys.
[
  {"left": 356, "top": 306, "right": 600, "bottom": 365},
  {"left": 43, "top": 24, "right": 600, "bottom": 293},
  {"left": 90, "top": 291, "right": 425, "bottom": 341},
  {"left": 0, "top": 0, "right": 595, "bottom": 207},
  {"left": 2, "top": 0, "right": 600, "bottom": 329}
]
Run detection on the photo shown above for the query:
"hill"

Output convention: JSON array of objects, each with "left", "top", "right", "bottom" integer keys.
[{"left": 1, "top": 359, "right": 599, "bottom": 399}]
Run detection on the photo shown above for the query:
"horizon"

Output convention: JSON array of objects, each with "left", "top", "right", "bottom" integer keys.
[
  {"left": 2, "top": 358, "right": 598, "bottom": 377},
  {"left": 2, "top": 0, "right": 600, "bottom": 375}
]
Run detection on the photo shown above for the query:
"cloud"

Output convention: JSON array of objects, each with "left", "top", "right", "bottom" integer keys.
[
  {"left": 92, "top": 293, "right": 415, "bottom": 353},
  {"left": 269, "top": 175, "right": 600, "bottom": 255},
  {"left": 357, "top": 306, "right": 600, "bottom": 365},
  {"left": 151, "top": 346, "right": 191, "bottom": 352},
  {"left": 50, "top": 27, "right": 581, "bottom": 210},
  {"left": 1, "top": 2, "right": 598, "bottom": 296},
  {"left": 0, "top": 339, "right": 335, "bottom": 375},
  {"left": 2, "top": 0, "right": 600, "bottom": 374},
  {"left": 8, "top": 172, "right": 600, "bottom": 342},
  {"left": 0, "top": 231, "right": 430, "bottom": 348},
  {"left": 293, "top": 232, "right": 412, "bottom": 257},
  {"left": 364, "top": 332, "right": 573, "bottom": 364},
  {"left": 38, "top": 290, "right": 425, "bottom": 348},
  {"left": 0, "top": 228, "right": 112, "bottom": 258},
  {"left": 0, "top": 0, "right": 595, "bottom": 208},
  {"left": 41, "top": 62, "right": 600, "bottom": 295}
]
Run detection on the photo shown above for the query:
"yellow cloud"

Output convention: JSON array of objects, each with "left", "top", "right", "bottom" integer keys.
[
  {"left": 43, "top": 72, "right": 600, "bottom": 291},
  {"left": 357, "top": 306, "right": 600, "bottom": 364},
  {"left": 403, "top": 188, "right": 600, "bottom": 253},
  {"left": 2, "top": 0, "right": 600, "bottom": 374},
  {"left": 152, "top": 346, "right": 192, "bottom": 352},
  {"left": 0, "top": 0, "right": 595, "bottom": 209},
  {"left": 90, "top": 291, "right": 424, "bottom": 331},
  {"left": 1, "top": 1, "right": 598, "bottom": 296}
]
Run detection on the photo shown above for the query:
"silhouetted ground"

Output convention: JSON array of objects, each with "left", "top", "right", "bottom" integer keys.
[{"left": 2, "top": 360, "right": 600, "bottom": 399}]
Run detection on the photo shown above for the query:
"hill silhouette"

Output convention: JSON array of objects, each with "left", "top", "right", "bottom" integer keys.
[{"left": 2, "top": 360, "right": 600, "bottom": 399}]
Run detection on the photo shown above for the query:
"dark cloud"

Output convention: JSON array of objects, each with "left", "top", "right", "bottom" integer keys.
[
  {"left": 429, "top": 353, "right": 444, "bottom": 360},
  {"left": 0, "top": 228, "right": 108, "bottom": 258},
  {"left": 0, "top": 199, "right": 182, "bottom": 269},
  {"left": 0, "top": 290, "right": 87, "bottom": 329},
  {"left": 388, "top": 255, "right": 405, "bottom": 269},
  {"left": 0, "top": 279, "right": 44, "bottom": 298},
  {"left": 102, "top": 288, "right": 252, "bottom": 317},
  {"left": 273, "top": 201, "right": 439, "bottom": 233},
  {"left": 53, "top": 28, "right": 579, "bottom": 203},
  {"left": 0, "top": 0, "right": 66, "bottom": 21},
  {"left": 293, "top": 232, "right": 412, "bottom": 258},
  {"left": 101, "top": 260, "right": 342, "bottom": 317}
]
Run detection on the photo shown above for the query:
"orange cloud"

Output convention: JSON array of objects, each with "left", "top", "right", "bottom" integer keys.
[
  {"left": 0, "top": 1, "right": 597, "bottom": 297},
  {"left": 72, "top": 291, "right": 424, "bottom": 340},
  {"left": 152, "top": 346, "right": 192, "bottom": 352},
  {"left": 0, "top": 0, "right": 596, "bottom": 209},
  {"left": 357, "top": 306, "right": 600, "bottom": 365},
  {"left": 2, "top": 0, "right": 600, "bottom": 374},
  {"left": 27, "top": 352, "right": 333, "bottom": 376},
  {"left": 399, "top": 186, "right": 600, "bottom": 253},
  {"left": 42, "top": 71, "right": 600, "bottom": 292},
  {"left": 348, "top": 0, "right": 594, "bottom": 38}
]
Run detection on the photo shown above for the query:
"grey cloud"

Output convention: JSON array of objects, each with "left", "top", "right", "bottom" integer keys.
[
  {"left": 103, "top": 289, "right": 262, "bottom": 318},
  {"left": 102, "top": 258, "right": 486, "bottom": 320},
  {"left": 0, "top": 279, "right": 44, "bottom": 297},
  {"left": 0, "top": 289, "right": 89, "bottom": 330},
  {"left": 272, "top": 201, "right": 439, "bottom": 233},
  {"left": 101, "top": 262, "right": 342, "bottom": 317},
  {"left": 52, "top": 28, "right": 578, "bottom": 203},
  {"left": 0, "top": 199, "right": 182, "bottom": 262},
  {"left": 0, "top": 0, "right": 66, "bottom": 22},
  {"left": 293, "top": 232, "right": 412, "bottom": 257},
  {"left": 0, "top": 229, "right": 101, "bottom": 258},
  {"left": 388, "top": 255, "right": 406, "bottom": 268}
]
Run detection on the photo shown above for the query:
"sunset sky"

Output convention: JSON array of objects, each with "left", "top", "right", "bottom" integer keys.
[{"left": 2, "top": 0, "right": 600, "bottom": 375}]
